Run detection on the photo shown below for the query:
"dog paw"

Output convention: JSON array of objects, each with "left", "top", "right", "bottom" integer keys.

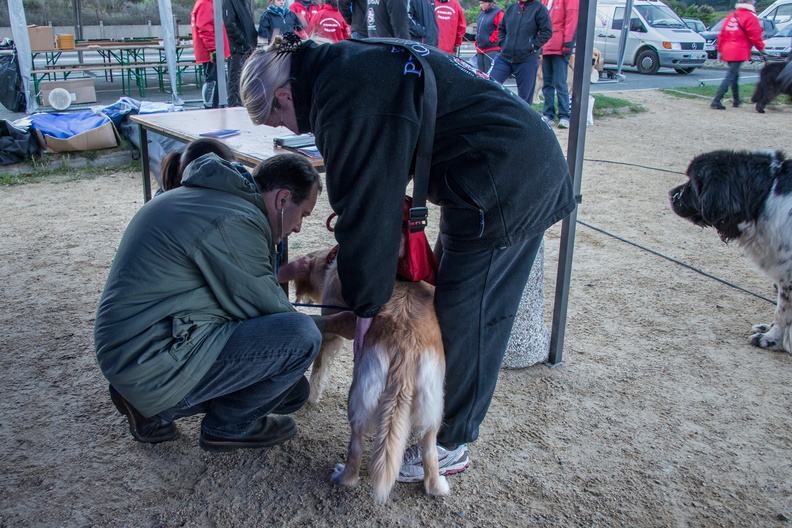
[
  {"left": 330, "top": 463, "right": 359, "bottom": 487},
  {"left": 749, "top": 332, "right": 782, "bottom": 350},
  {"left": 425, "top": 475, "right": 450, "bottom": 497},
  {"left": 751, "top": 322, "right": 774, "bottom": 334}
]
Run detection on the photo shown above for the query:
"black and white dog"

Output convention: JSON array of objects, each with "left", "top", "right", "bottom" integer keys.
[{"left": 669, "top": 150, "right": 792, "bottom": 353}]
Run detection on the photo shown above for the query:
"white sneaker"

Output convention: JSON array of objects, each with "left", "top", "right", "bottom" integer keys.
[
  {"left": 558, "top": 118, "right": 570, "bottom": 129},
  {"left": 541, "top": 115, "right": 553, "bottom": 126},
  {"left": 396, "top": 443, "right": 470, "bottom": 483}
]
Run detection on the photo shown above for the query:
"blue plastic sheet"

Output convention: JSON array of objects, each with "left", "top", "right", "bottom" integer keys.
[
  {"left": 28, "top": 111, "right": 111, "bottom": 139},
  {"left": 99, "top": 97, "right": 141, "bottom": 127}
]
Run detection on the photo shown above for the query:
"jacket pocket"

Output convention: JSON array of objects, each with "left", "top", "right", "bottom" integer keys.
[
  {"left": 169, "top": 313, "right": 224, "bottom": 362},
  {"left": 439, "top": 173, "right": 486, "bottom": 239}
]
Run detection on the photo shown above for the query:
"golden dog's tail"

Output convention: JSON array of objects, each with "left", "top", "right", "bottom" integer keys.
[{"left": 369, "top": 350, "right": 416, "bottom": 504}]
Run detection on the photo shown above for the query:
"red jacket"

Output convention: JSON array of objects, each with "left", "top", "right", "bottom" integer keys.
[
  {"left": 434, "top": 0, "right": 467, "bottom": 53},
  {"left": 290, "top": 0, "right": 321, "bottom": 27},
  {"left": 308, "top": 5, "right": 351, "bottom": 42},
  {"left": 191, "top": 0, "right": 231, "bottom": 64},
  {"left": 541, "top": 0, "right": 578, "bottom": 55},
  {"left": 717, "top": 3, "right": 765, "bottom": 62}
]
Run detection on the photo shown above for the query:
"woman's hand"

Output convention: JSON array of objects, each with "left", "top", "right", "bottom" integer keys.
[
  {"left": 322, "top": 311, "right": 357, "bottom": 340},
  {"left": 354, "top": 316, "right": 373, "bottom": 360}
]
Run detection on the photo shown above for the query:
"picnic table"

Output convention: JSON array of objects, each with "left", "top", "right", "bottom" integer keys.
[{"left": 31, "top": 39, "right": 198, "bottom": 99}]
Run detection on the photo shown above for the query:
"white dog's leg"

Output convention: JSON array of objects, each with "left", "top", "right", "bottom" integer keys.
[
  {"left": 308, "top": 333, "right": 345, "bottom": 403},
  {"left": 750, "top": 283, "right": 792, "bottom": 352},
  {"left": 331, "top": 346, "right": 387, "bottom": 489}
]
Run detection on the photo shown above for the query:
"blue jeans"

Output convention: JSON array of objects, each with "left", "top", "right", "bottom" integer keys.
[
  {"left": 434, "top": 234, "right": 543, "bottom": 446},
  {"left": 489, "top": 54, "right": 540, "bottom": 106},
  {"left": 542, "top": 54, "right": 570, "bottom": 120},
  {"left": 157, "top": 312, "right": 321, "bottom": 438},
  {"left": 714, "top": 61, "right": 743, "bottom": 103}
]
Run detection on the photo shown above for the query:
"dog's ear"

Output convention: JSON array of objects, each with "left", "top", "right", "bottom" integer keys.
[{"left": 688, "top": 151, "right": 746, "bottom": 242}]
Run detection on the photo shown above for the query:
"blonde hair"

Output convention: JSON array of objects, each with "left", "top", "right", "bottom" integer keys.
[{"left": 240, "top": 35, "right": 294, "bottom": 125}]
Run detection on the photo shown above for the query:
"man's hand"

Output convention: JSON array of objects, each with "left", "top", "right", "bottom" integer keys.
[
  {"left": 562, "top": 42, "right": 574, "bottom": 59},
  {"left": 322, "top": 311, "right": 357, "bottom": 340},
  {"left": 277, "top": 255, "right": 312, "bottom": 283}
]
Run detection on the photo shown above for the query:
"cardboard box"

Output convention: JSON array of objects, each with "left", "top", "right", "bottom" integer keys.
[
  {"left": 40, "top": 78, "right": 97, "bottom": 105},
  {"left": 28, "top": 25, "right": 55, "bottom": 51},
  {"left": 34, "top": 121, "right": 120, "bottom": 153}
]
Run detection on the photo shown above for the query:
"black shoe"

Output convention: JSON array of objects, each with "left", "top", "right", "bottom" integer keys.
[
  {"left": 109, "top": 385, "right": 179, "bottom": 444},
  {"left": 199, "top": 416, "right": 297, "bottom": 452},
  {"left": 710, "top": 101, "right": 726, "bottom": 110},
  {"left": 732, "top": 100, "right": 741, "bottom": 108}
]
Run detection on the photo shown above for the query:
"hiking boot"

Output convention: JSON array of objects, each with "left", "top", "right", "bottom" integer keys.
[
  {"left": 109, "top": 385, "right": 179, "bottom": 444},
  {"left": 710, "top": 101, "right": 726, "bottom": 110},
  {"left": 199, "top": 416, "right": 297, "bottom": 452},
  {"left": 558, "top": 118, "right": 571, "bottom": 129},
  {"left": 396, "top": 443, "right": 470, "bottom": 483},
  {"left": 732, "top": 100, "right": 741, "bottom": 108}
]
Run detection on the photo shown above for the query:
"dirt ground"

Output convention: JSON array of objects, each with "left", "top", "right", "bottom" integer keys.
[{"left": 1, "top": 90, "right": 791, "bottom": 527}]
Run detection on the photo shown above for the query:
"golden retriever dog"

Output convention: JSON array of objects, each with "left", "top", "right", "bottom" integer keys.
[
  {"left": 533, "top": 48, "right": 605, "bottom": 105},
  {"left": 292, "top": 248, "right": 449, "bottom": 504}
]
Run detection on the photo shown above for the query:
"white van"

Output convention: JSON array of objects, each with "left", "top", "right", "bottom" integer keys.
[
  {"left": 594, "top": 0, "right": 707, "bottom": 74},
  {"left": 759, "top": 0, "right": 792, "bottom": 32}
]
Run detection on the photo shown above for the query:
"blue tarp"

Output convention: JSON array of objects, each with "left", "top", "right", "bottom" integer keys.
[{"left": 28, "top": 111, "right": 110, "bottom": 139}]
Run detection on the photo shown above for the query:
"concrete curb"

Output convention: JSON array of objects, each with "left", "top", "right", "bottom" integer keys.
[{"left": 0, "top": 149, "right": 135, "bottom": 176}]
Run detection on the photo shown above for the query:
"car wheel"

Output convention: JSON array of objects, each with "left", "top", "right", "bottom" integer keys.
[
  {"left": 674, "top": 67, "right": 697, "bottom": 74},
  {"left": 636, "top": 49, "right": 660, "bottom": 74}
]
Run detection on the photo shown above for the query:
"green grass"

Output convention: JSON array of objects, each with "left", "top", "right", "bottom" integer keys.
[
  {"left": 661, "top": 83, "right": 758, "bottom": 98},
  {"left": 0, "top": 162, "right": 139, "bottom": 187},
  {"left": 532, "top": 93, "right": 647, "bottom": 118}
]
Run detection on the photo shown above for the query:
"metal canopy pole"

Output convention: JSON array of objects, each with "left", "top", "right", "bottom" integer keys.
[
  {"left": 157, "top": 0, "right": 184, "bottom": 105},
  {"left": 7, "top": 0, "right": 37, "bottom": 113},
  {"left": 614, "top": 0, "right": 634, "bottom": 81},
  {"left": 547, "top": 0, "right": 597, "bottom": 366},
  {"left": 212, "top": 0, "right": 228, "bottom": 107}
]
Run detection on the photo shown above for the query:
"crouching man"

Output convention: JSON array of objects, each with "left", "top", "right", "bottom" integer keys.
[{"left": 94, "top": 151, "right": 355, "bottom": 451}]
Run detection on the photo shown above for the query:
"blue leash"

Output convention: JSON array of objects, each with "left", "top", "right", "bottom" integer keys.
[{"left": 292, "top": 302, "right": 351, "bottom": 311}]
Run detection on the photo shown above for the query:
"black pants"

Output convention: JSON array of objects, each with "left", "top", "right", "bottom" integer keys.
[
  {"left": 714, "top": 61, "right": 743, "bottom": 103},
  {"left": 435, "top": 234, "right": 544, "bottom": 446},
  {"left": 227, "top": 51, "right": 251, "bottom": 107},
  {"left": 202, "top": 60, "right": 219, "bottom": 109}
]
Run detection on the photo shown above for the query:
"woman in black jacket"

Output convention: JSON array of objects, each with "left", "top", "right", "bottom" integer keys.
[
  {"left": 258, "top": 0, "right": 302, "bottom": 44},
  {"left": 240, "top": 34, "right": 575, "bottom": 482},
  {"left": 489, "top": 0, "right": 552, "bottom": 105}
]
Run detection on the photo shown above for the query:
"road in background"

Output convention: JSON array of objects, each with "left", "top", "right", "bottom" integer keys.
[{"left": 1, "top": 45, "right": 748, "bottom": 122}]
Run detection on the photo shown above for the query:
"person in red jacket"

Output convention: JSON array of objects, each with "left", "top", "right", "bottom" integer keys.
[
  {"left": 475, "top": 0, "right": 503, "bottom": 73},
  {"left": 711, "top": 0, "right": 766, "bottom": 109},
  {"left": 290, "top": 0, "right": 321, "bottom": 29},
  {"left": 435, "top": 0, "right": 467, "bottom": 54},
  {"left": 308, "top": 0, "right": 351, "bottom": 42},
  {"left": 192, "top": 0, "right": 231, "bottom": 108},
  {"left": 540, "top": 0, "right": 578, "bottom": 128}
]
